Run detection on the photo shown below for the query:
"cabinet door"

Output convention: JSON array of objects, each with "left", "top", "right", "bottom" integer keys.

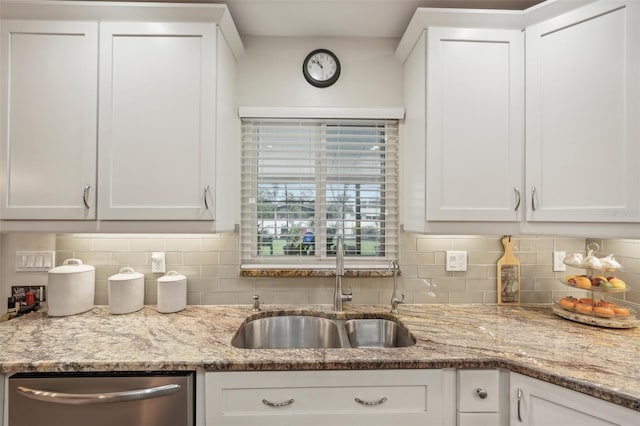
[
  {"left": 510, "top": 373, "right": 638, "bottom": 426},
  {"left": 98, "top": 22, "right": 215, "bottom": 220},
  {"left": 526, "top": 0, "right": 640, "bottom": 222},
  {"left": 0, "top": 21, "right": 98, "bottom": 219},
  {"left": 425, "top": 28, "right": 524, "bottom": 221}
]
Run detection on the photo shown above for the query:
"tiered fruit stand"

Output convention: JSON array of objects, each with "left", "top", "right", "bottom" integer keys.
[{"left": 552, "top": 244, "right": 637, "bottom": 329}]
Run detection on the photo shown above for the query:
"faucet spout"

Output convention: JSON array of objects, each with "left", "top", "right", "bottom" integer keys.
[
  {"left": 390, "top": 260, "right": 405, "bottom": 314},
  {"left": 333, "top": 236, "right": 352, "bottom": 311}
]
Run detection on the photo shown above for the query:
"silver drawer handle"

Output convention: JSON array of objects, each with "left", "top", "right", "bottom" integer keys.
[
  {"left": 262, "top": 398, "right": 295, "bottom": 407},
  {"left": 476, "top": 388, "right": 488, "bottom": 399},
  {"left": 355, "top": 396, "right": 387, "bottom": 406},
  {"left": 16, "top": 384, "right": 180, "bottom": 405},
  {"left": 514, "top": 187, "right": 521, "bottom": 211}
]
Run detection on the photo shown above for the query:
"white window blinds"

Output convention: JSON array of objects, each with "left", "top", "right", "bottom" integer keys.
[{"left": 241, "top": 118, "right": 399, "bottom": 267}]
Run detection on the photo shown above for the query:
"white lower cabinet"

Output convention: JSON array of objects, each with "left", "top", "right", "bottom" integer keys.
[
  {"left": 510, "top": 372, "right": 638, "bottom": 426},
  {"left": 1, "top": 374, "right": 4, "bottom": 426},
  {"left": 205, "top": 369, "right": 456, "bottom": 426},
  {"left": 457, "top": 369, "right": 505, "bottom": 426}
]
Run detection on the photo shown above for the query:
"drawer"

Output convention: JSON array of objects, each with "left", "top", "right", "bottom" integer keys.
[
  {"left": 221, "top": 383, "right": 426, "bottom": 414},
  {"left": 206, "top": 369, "right": 454, "bottom": 426},
  {"left": 458, "top": 369, "right": 499, "bottom": 412},
  {"left": 458, "top": 412, "right": 500, "bottom": 426}
]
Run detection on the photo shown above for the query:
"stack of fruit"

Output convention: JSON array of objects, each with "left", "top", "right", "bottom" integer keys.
[{"left": 565, "top": 275, "right": 626, "bottom": 290}]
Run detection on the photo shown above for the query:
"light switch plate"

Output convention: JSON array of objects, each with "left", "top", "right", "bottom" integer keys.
[
  {"left": 446, "top": 251, "right": 467, "bottom": 271},
  {"left": 553, "top": 251, "right": 567, "bottom": 272},
  {"left": 15, "top": 251, "right": 55, "bottom": 272}
]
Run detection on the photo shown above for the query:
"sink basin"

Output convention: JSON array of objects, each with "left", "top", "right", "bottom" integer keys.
[
  {"left": 231, "top": 315, "right": 342, "bottom": 349},
  {"left": 344, "top": 319, "right": 415, "bottom": 348},
  {"left": 231, "top": 314, "right": 416, "bottom": 349}
]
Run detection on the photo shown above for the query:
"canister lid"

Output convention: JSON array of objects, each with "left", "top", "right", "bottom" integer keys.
[
  {"left": 158, "top": 271, "right": 186, "bottom": 283},
  {"left": 48, "top": 258, "right": 95, "bottom": 274},
  {"left": 109, "top": 267, "right": 144, "bottom": 282}
]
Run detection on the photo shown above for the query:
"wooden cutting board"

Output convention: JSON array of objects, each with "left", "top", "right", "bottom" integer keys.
[{"left": 497, "top": 236, "right": 520, "bottom": 305}]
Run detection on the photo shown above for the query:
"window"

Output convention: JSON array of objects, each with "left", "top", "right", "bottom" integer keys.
[{"left": 241, "top": 118, "right": 399, "bottom": 267}]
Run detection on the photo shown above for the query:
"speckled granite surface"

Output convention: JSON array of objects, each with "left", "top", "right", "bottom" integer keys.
[{"left": 1, "top": 304, "right": 639, "bottom": 411}]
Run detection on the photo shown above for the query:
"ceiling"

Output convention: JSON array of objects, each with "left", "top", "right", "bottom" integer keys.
[{"left": 74, "top": 0, "right": 546, "bottom": 37}]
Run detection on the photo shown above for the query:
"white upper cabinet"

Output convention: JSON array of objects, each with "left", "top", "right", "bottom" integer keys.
[
  {"left": 0, "top": 20, "right": 98, "bottom": 219},
  {"left": 425, "top": 28, "right": 524, "bottom": 222},
  {"left": 98, "top": 22, "right": 216, "bottom": 220},
  {"left": 399, "top": 0, "right": 640, "bottom": 237},
  {"left": 401, "top": 22, "right": 524, "bottom": 234},
  {"left": 525, "top": 0, "right": 640, "bottom": 223}
]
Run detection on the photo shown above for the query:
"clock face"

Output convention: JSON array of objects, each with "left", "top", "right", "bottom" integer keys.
[{"left": 303, "top": 49, "right": 340, "bottom": 87}]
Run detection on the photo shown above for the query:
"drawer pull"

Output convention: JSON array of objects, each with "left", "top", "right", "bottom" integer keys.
[
  {"left": 476, "top": 388, "right": 488, "bottom": 399},
  {"left": 355, "top": 396, "right": 387, "bottom": 406},
  {"left": 262, "top": 398, "right": 295, "bottom": 407}
]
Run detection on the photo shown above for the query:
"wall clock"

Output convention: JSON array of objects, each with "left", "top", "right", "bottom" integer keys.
[{"left": 302, "top": 49, "right": 341, "bottom": 88}]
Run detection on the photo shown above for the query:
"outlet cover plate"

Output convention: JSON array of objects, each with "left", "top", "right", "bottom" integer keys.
[
  {"left": 553, "top": 251, "right": 567, "bottom": 272},
  {"left": 446, "top": 251, "right": 467, "bottom": 271}
]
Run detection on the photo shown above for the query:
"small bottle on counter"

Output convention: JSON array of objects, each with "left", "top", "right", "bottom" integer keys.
[{"left": 26, "top": 290, "right": 35, "bottom": 306}]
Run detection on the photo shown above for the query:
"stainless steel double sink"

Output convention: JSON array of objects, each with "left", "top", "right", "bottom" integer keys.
[{"left": 231, "top": 315, "right": 416, "bottom": 349}]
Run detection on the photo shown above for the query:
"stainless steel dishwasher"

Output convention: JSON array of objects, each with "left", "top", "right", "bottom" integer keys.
[{"left": 8, "top": 371, "right": 194, "bottom": 426}]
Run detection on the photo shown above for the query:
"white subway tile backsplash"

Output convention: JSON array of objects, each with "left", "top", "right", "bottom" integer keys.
[{"left": 27, "top": 233, "right": 636, "bottom": 310}]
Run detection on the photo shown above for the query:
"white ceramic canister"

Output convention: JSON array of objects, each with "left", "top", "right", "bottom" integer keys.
[
  {"left": 157, "top": 271, "right": 187, "bottom": 313},
  {"left": 108, "top": 267, "right": 145, "bottom": 314},
  {"left": 47, "top": 259, "right": 95, "bottom": 317}
]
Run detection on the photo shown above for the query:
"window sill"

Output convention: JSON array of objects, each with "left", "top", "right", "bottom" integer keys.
[{"left": 239, "top": 265, "right": 395, "bottom": 278}]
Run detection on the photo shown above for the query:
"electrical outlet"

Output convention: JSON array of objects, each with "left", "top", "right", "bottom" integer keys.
[
  {"left": 446, "top": 251, "right": 467, "bottom": 271},
  {"left": 553, "top": 251, "right": 567, "bottom": 272},
  {"left": 151, "top": 252, "right": 166, "bottom": 273}
]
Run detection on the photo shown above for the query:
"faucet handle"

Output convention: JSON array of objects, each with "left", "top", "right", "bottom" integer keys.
[
  {"left": 345, "top": 286, "right": 353, "bottom": 296},
  {"left": 252, "top": 294, "right": 261, "bottom": 312}
]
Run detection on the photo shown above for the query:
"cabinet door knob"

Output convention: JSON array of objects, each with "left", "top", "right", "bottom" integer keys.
[
  {"left": 476, "top": 388, "right": 488, "bottom": 399},
  {"left": 514, "top": 187, "right": 521, "bottom": 211}
]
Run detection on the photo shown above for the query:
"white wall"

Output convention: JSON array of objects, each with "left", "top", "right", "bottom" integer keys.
[
  {"left": 237, "top": 36, "right": 403, "bottom": 108},
  {"left": 0, "top": 233, "right": 55, "bottom": 316}
]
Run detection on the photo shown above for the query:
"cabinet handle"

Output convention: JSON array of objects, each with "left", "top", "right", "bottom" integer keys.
[
  {"left": 530, "top": 186, "right": 536, "bottom": 212},
  {"left": 476, "top": 388, "right": 488, "bottom": 399},
  {"left": 203, "top": 185, "right": 210, "bottom": 210},
  {"left": 355, "top": 396, "right": 387, "bottom": 406},
  {"left": 17, "top": 384, "right": 180, "bottom": 405},
  {"left": 517, "top": 387, "right": 523, "bottom": 422},
  {"left": 262, "top": 398, "right": 295, "bottom": 407},
  {"left": 514, "top": 187, "right": 521, "bottom": 211},
  {"left": 82, "top": 184, "right": 91, "bottom": 209}
]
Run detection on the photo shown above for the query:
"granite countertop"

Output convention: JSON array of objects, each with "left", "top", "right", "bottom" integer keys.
[{"left": 1, "top": 304, "right": 639, "bottom": 411}]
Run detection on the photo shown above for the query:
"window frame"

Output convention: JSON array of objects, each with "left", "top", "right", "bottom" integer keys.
[{"left": 240, "top": 117, "right": 399, "bottom": 269}]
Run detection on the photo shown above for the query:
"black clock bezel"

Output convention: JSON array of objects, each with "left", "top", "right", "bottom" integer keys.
[{"left": 302, "top": 49, "right": 341, "bottom": 88}]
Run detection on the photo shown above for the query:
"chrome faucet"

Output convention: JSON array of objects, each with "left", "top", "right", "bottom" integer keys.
[
  {"left": 333, "top": 236, "right": 352, "bottom": 311},
  {"left": 389, "top": 260, "right": 405, "bottom": 314}
]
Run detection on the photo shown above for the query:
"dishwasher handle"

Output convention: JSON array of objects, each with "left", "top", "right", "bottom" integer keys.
[{"left": 16, "top": 383, "right": 181, "bottom": 405}]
